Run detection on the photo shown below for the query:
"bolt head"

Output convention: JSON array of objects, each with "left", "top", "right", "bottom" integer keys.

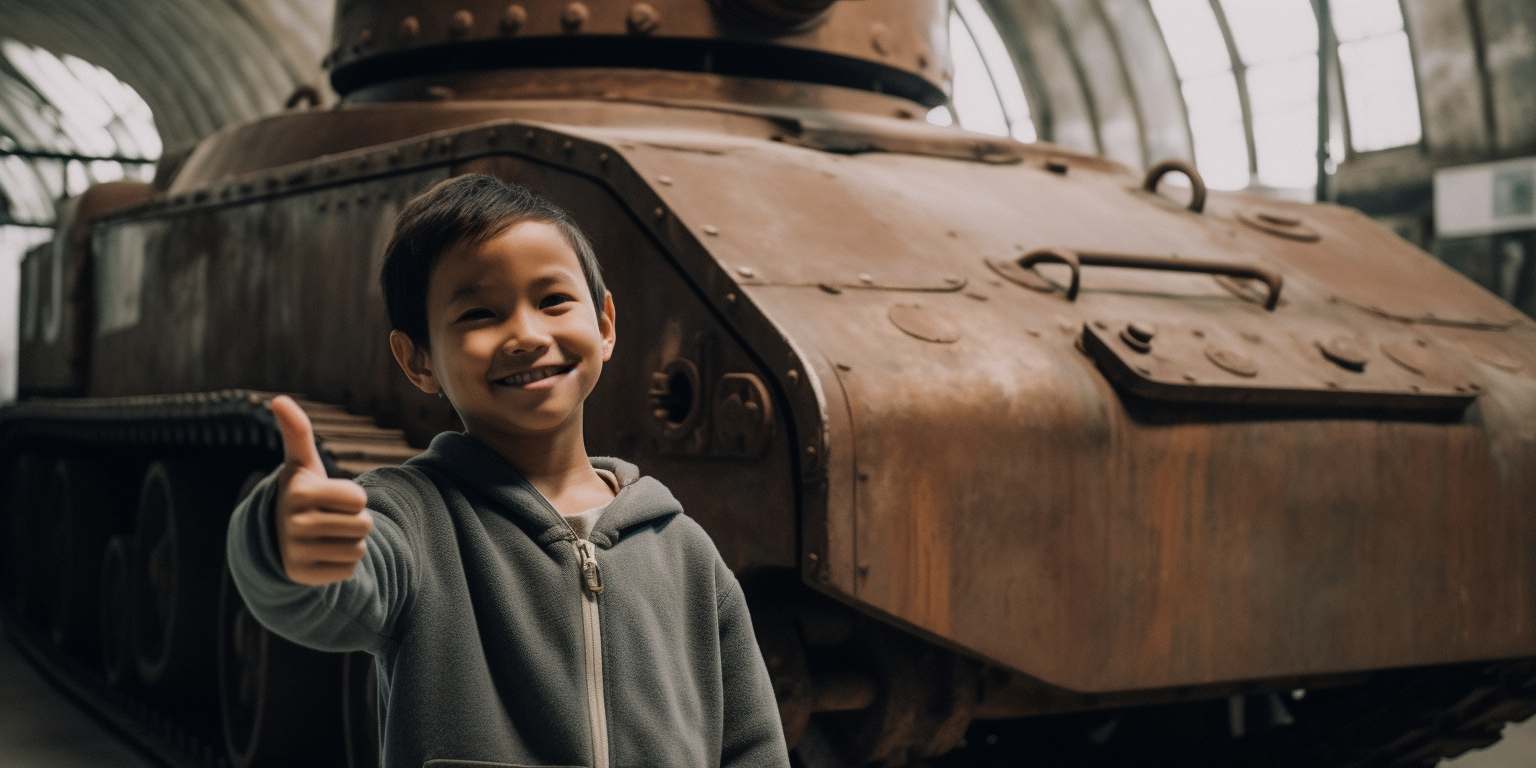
[
  {"left": 562, "top": 2, "right": 589, "bottom": 31},
  {"left": 627, "top": 3, "right": 660, "bottom": 34},
  {"left": 398, "top": 15, "right": 420, "bottom": 40},
  {"left": 500, "top": 4, "right": 527, "bottom": 34},
  {"left": 449, "top": 10, "right": 474, "bottom": 37}
]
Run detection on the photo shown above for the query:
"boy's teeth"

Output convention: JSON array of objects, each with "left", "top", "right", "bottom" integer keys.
[{"left": 503, "top": 365, "right": 569, "bottom": 385}]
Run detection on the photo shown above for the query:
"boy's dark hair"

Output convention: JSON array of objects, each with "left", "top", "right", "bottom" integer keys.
[{"left": 380, "top": 174, "right": 606, "bottom": 349}]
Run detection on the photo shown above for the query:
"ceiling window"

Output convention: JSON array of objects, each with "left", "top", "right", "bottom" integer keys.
[
  {"left": 0, "top": 41, "right": 162, "bottom": 403},
  {"left": 930, "top": 0, "right": 1036, "bottom": 143},
  {"left": 1220, "top": 0, "right": 1320, "bottom": 190},
  {"left": 1149, "top": 0, "right": 1249, "bottom": 190},
  {"left": 0, "top": 40, "right": 159, "bottom": 228},
  {"left": 1150, "top": 0, "right": 1420, "bottom": 197},
  {"left": 1331, "top": 0, "right": 1421, "bottom": 152}
]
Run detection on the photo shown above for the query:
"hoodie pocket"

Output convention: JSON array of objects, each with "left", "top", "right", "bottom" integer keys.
[{"left": 423, "top": 761, "right": 583, "bottom": 768}]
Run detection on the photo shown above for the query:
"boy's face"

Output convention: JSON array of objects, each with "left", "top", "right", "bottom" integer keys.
[{"left": 391, "top": 220, "right": 615, "bottom": 443}]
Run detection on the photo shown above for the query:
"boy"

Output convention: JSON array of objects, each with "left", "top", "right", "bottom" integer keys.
[{"left": 227, "top": 174, "right": 790, "bottom": 768}]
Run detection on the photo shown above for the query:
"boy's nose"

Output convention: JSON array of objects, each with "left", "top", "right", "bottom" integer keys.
[
  {"left": 505, "top": 341, "right": 548, "bottom": 356},
  {"left": 502, "top": 312, "right": 554, "bottom": 356}
]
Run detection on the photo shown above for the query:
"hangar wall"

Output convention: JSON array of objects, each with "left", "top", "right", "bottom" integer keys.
[{"left": 0, "top": 0, "right": 1534, "bottom": 325}]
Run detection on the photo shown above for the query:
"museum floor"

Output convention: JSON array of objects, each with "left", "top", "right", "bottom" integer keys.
[{"left": 1, "top": 630, "right": 1532, "bottom": 768}]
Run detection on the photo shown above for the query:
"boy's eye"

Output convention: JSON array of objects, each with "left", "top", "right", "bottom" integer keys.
[
  {"left": 539, "top": 294, "right": 574, "bottom": 310},
  {"left": 456, "top": 308, "right": 495, "bottom": 322}
]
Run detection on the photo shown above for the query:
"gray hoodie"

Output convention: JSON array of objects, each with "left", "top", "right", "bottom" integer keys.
[{"left": 227, "top": 431, "right": 790, "bottom": 768}]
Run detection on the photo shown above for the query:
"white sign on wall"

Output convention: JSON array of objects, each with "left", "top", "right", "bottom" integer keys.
[{"left": 1435, "top": 156, "right": 1536, "bottom": 238}]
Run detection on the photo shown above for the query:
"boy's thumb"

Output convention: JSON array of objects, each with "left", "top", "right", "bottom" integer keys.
[{"left": 271, "top": 396, "right": 323, "bottom": 474}]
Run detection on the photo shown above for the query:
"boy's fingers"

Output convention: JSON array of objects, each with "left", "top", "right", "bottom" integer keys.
[
  {"left": 288, "top": 509, "right": 374, "bottom": 538},
  {"left": 284, "top": 475, "right": 369, "bottom": 515},
  {"left": 287, "top": 562, "right": 361, "bottom": 585},
  {"left": 288, "top": 537, "right": 369, "bottom": 563},
  {"left": 271, "top": 395, "right": 324, "bottom": 475}
]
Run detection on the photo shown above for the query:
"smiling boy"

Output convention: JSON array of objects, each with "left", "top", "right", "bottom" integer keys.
[{"left": 227, "top": 174, "right": 790, "bottom": 768}]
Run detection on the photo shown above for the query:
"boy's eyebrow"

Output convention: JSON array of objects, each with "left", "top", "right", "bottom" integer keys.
[
  {"left": 446, "top": 273, "right": 580, "bottom": 303},
  {"left": 448, "top": 283, "right": 490, "bottom": 302},
  {"left": 526, "top": 273, "right": 579, "bottom": 292}
]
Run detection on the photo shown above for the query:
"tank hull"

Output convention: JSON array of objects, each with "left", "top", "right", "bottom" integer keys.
[
  {"left": 7, "top": 87, "right": 1536, "bottom": 767},
  {"left": 78, "top": 99, "right": 1536, "bottom": 690}
]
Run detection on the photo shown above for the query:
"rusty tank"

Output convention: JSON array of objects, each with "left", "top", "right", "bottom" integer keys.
[{"left": 5, "top": 0, "right": 1536, "bottom": 766}]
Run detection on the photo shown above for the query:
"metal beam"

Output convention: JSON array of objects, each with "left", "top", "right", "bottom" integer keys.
[{"left": 0, "top": 149, "right": 155, "bottom": 164}]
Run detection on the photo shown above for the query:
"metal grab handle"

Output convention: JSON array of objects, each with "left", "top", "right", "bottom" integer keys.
[
  {"left": 1017, "top": 248, "right": 1284, "bottom": 311},
  {"left": 1143, "top": 158, "right": 1206, "bottom": 213}
]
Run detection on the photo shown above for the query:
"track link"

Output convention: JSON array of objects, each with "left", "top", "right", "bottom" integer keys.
[
  {"left": 0, "top": 390, "right": 419, "bottom": 478},
  {"left": 0, "top": 390, "right": 418, "bottom": 768}
]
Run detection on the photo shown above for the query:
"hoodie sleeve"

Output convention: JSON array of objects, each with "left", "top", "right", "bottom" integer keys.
[
  {"left": 715, "top": 564, "right": 792, "bottom": 768},
  {"left": 225, "top": 468, "right": 418, "bottom": 654}
]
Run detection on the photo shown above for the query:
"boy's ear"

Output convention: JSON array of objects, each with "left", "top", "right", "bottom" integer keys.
[
  {"left": 390, "top": 330, "right": 440, "bottom": 394},
  {"left": 599, "top": 293, "right": 616, "bottom": 362}
]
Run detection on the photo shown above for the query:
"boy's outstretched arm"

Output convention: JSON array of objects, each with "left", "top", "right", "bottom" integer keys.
[
  {"left": 717, "top": 569, "right": 793, "bottom": 768},
  {"left": 226, "top": 396, "right": 415, "bottom": 653}
]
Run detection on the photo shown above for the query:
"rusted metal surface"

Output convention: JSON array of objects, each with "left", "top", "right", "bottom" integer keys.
[
  {"left": 10, "top": 1, "right": 1536, "bottom": 763},
  {"left": 76, "top": 103, "right": 1536, "bottom": 697},
  {"left": 589, "top": 113, "right": 1536, "bottom": 692},
  {"left": 18, "top": 181, "right": 155, "bottom": 396}
]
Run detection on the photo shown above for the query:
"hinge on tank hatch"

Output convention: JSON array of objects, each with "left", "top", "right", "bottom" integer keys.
[{"left": 1079, "top": 320, "right": 1479, "bottom": 412}]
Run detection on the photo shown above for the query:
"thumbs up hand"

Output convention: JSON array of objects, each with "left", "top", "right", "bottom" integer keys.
[{"left": 271, "top": 396, "right": 374, "bottom": 585}]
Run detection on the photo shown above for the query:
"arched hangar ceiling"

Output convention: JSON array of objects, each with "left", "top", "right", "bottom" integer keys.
[
  {"left": 0, "top": 0, "right": 1532, "bottom": 206},
  {"left": 0, "top": 0, "right": 331, "bottom": 152}
]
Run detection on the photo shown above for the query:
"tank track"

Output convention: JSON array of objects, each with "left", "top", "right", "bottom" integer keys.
[
  {"left": 0, "top": 390, "right": 418, "bottom": 478},
  {"left": 5, "top": 392, "right": 1535, "bottom": 768},
  {"left": 0, "top": 390, "right": 417, "bottom": 768},
  {"left": 1281, "top": 657, "right": 1536, "bottom": 768},
  {"left": 936, "top": 657, "right": 1536, "bottom": 768}
]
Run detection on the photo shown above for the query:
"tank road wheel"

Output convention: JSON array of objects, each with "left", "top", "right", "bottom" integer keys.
[
  {"left": 218, "top": 563, "right": 349, "bottom": 767},
  {"left": 343, "top": 650, "right": 381, "bottom": 768},
  {"left": 810, "top": 627, "right": 981, "bottom": 766},
  {"left": 129, "top": 460, "right": 227, "bottom": 699},
  {"left": 219, "top": 472, "right": 348, "bottom": 768},
  {"left": 99, "top": 534, "right": 134, "bottom": 686},
  {"left": 44, "top": 457, "right": 123, "bottom": 653},
  {"left": 3, "top": 452, "right": 49, "bottom": 622}
]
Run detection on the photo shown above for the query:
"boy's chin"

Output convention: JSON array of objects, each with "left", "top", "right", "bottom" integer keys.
[{"left": 468, "top": 407, "right": 583, "bottom": 441}]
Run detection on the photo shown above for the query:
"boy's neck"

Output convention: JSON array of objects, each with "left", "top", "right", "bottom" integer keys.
[{"left": 467, "top": 412, "right": 615, "bottom": 516}]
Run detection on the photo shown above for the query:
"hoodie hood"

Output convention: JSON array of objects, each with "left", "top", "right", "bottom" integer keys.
[{"left": 406, "top": 431, "right": 683, "bottom": 549}]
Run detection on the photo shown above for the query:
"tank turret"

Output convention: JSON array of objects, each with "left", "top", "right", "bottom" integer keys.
[{"left": 326, "top": 0, "right": 947, "bottom": 107}]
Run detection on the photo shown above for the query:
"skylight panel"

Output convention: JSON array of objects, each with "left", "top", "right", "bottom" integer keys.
[
  {"left": 1248, "top": 57, "right": 1319, "bottom": 188},
  {"left": 953, "top": 0, "right": 1035, "bottom": 142},
  {"left": 1219, "top": 0, "right": 1316, "bottom": 65},
  {"left": 948, "top": 6, "right": 1010, "bottom": 138},
  {"left": 0, "top": 41, "right": 159, "bottom": 161},
  {"left": 1337, "top": 30, "right": 1421, "bottom": 151},
  {"left": 1151, "top": 0, "right": 1250, "bottom": 189},
  {"left": 1150, "top": 0, "right": 1232, "bottom": 80},
  {"left": 1330, "top": 0, "right": 1403, "bottom": 42},
  {"left": 0, "top": 156, "right": 52, "bottom": 223},
  {"left": 1180, "top": 74, "right": 1249, "bottom": 190},
  {"left": 1330, "top": 1, "right": 1421, "bottom": 152}
]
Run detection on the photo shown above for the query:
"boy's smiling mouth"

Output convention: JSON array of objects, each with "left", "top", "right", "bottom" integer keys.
[{"left": 494, "top": 363, "right": 578, "bottom": 388}]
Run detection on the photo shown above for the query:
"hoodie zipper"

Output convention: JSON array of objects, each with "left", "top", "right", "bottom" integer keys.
[{"left": 572, "top": 535, "right": 608, "bottom": 768}]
